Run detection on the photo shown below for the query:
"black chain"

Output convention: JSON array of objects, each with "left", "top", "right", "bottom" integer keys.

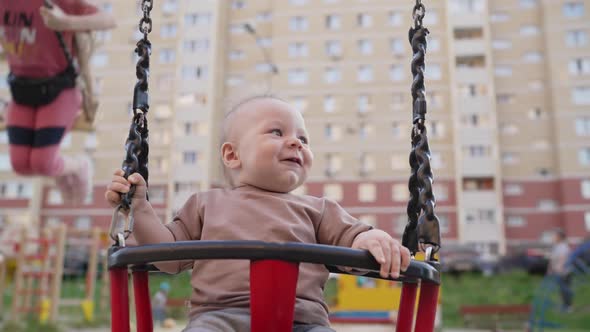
[
  {"left": 402, "top": 0, "right": 441, "bottom": 257},
  {"left": 120, "top": 0, "right": 153, "bottom": 212}
]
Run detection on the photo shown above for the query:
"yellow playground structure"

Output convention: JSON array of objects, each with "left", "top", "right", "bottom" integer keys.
[{"left": 329, "top": 253, "right": 441, "bottom": 327}]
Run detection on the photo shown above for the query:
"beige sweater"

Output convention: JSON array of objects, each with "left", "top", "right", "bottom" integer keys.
[{"left": 163, "top": 185, "right": 372, "bottom": 326}]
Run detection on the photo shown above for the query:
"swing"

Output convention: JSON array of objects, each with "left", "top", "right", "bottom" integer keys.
[{"left": 108, "top": 1, "right": 441, "bottom": 332}]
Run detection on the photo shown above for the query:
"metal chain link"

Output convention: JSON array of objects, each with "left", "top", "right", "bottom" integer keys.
[
  {"left": 402, "top": 0, "right": 441, "bottom": 258},
  {"left": 110, "top": 0, "right": 153, "bottom": 244}
]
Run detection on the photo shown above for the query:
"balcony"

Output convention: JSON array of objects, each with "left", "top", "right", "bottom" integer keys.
[
  {"left": 459, "top": 128, "right": 495, "bottom": 145},
  {"left": 461, "top": 190, "right": 497, "bottom": 208},
  {"left": 461, "top": 156, "right": 496, "bottom": 177},
  {"left": 455, "top": 68, "right": 488, "bottom": 84},
  {"left": 455, "top": 96, "right": 492, "bottom": 114},
  {"left": 454, "top": 39, "right": 487, "bottom": 57},
  {"left": 449, "top": 12, "right": 485, "bottom": 28}
]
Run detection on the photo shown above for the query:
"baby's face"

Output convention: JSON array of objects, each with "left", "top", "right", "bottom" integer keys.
[{"left": 226, "top": 98, "right": 313, "bottom": 193}]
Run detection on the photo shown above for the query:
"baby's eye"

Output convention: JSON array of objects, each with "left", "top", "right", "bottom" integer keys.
[
  {"left": 298, "top": 136, "right": 309, "bottom": 144},
  {"left": 270, "top": 129, "right": 282, "bottom": 136}
]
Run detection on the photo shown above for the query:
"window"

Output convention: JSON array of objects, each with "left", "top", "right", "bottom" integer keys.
[
  {"left": 520, "top": 25, "right": 540, "bottom": 36},
  {"left": 358, "top": 183, "right": 376, "bottom": 202},
  {"left": 519, "top": 0, "right": 537, "bottom": 8},
  {"left": 359, "top": 123, "right": 373, "bottom": 140},
  {"left": 359, "top": 153, "right": 375, "bottom": 174},
  {"left": 324, "top": 184, "right": 343, "bottom": 201},
  {"left": 232, "top": 0, "right": 245, "bottom": 9},
  {"left": 288, "top": 42, "right": 308, "bottom": 57},
  {"left": 358, "top": 94, "right": 371, "bottom": 113},
  {"left": 494, "top": 65, "right": 512, "bottom": 77},
  {"left": 390, "top": 65, "right": 404, "bottom": 81},
  {"left": 324, "top": 67, "right": 341, "bottom": 83},
  {"left": 428, "top": 37, "right": 440, "bottom": 52},
  {"left": 229, "top": 50, "right": 244, "bottom": 60},
  {"left": 523, "top": 52, "right": 543, "bottom": 63},
  {"left": 507, "top": 216, "right": 526, "bottom": 227},
  {"left": 290, "top": 0, "right": 308, "bottom": 5},
  {"left": 229, "top": 23, "right": 245, "bottom": 34},
  {"left": 566, "top": 30, "right": 588, "bottom": 47},
  {"left": 325, "top": 153, "right": 342, "bottom": 175},
  {"left": 426, "top": 64, "right": 442, "bottom": 80},
  {"left": 563, "top": 2, "right": 585, "bottom": 17},
  {"left": 430, "top": 152, "right": 444, "bottom": 169},
  {"left": 490, "top": 12, "right": 509, "bottom": 22},
  {"left": 256, "top": 11, "right": 272, "bottom": 22},
  {"left": 359, "top": 215, "right": 377, "bottom": 227},
  {"left": 325, "top": 40, "right": 342, "bottom": 56},
  {"left": 161, "top": 23, "right": 177, "bottom": 38},
  {"left": 450, "top": 0, "right": 485, "bottom": 13},
  {"left": 185, "top": 13, "right": 211, "bottom": 26},
  {"left": 182, "top": 66, "right": 207, "bottom": 80},
  {"left": 255, "top": 63, "right": 275, "bottom": 73},
  {"left": 423, "top": 10, "right": 438, "bottom": 25},
  {"left": 47, "top": 189, "right": 63, "bottom": 205},
  {"left": 91, "top": 52, "right": 108, "bottom": 67},
  {"left": 288, "top": 68, "right": 308, "bottom": 85},
  {"left": 292, "top": 97, "right": 308, "bottom": 113},
  {"left": 358, "top": 39, "right": 373, "bottom": 55},
  {"left": 581, "top": 180, "right": 590, "bottom": 198},
  {"left": 184, "top": 39, "right": 209, "bottom": 53},
  {"left": 500, "top": 123, "right": 518, "bottom": 135},
  {"left": 392, "top": 184, "right": 408, "bottom": 202},
  {"left": 528, "top": 107, "right": 544, "bottom": 120},
  {"left": 323, "top": 95, "right": 336, "bottom": 112},
  {"left": 183, "top": 151, "right": 198, "bottom": 165},
  {"left": 326, "top": 15, "right": 341, "bottom": 30},
  {"left": 324, "top": 123, "right": 342, "bottom": 141},
  {"left": 579, "top": 147, "right": 590, "bottom": 166},
  {"left": 585, "top": 212, "right": 590, "bottom": 232},
  {"left": 576, "top": 117, "right": 590, "bottom": 136},
  {"left": 388, "top": 11, "right": 402, "bottom": 26},
  {"left": 289, "top": 16, "right": 308, "bottom": 31},
  {"left": 569, "top": 58, "right": 590, "bottom": 75},
  {"left": 428, "top": 121, "right": 445, "bottom": 138},
  {"left": 226, "top": 75, "right": 244, "bottom": 86},
  {"left": 391, "top": 154, "right": 405, "bottom": 170},
  {"left": 434, "top": 185, "right": 448, "bottom": 201},
  {"left": 390, "top": 38, "right": 404, "bottom": 54},
  {"left": 504, "top": 183, "right": 524, "bottom": 196},
  {"left": 159, "top": 48, "right": 176, "bottom": 63},
  {"left": 496, "top": 93, "right": 514, "bottom": 104},
  {"left": 357, "top": 65, "right": 373, "bottom": 82},
  {"left": 357, "top": 13, "right": 372, "bottom": 28},
  {"left": 391, "top": 122, "right": 402, "bottom": 138},
  {"left": 502, "top": 152, "right": 519, "bottom": 165},
  {"left": 257, "top": 38, "right": 272, "bottom": 48},
  {"left": 492, "top": 39, "right": 512, "bottom": 50},
  {"left": 75, "top": 216, "right": 91, "bottom": 230},
  {"left": 464, "top": 145, "right": 491, "bottom": 157},
  {"left": 573, "top": 87, "right": 590, "bottom": 105}
]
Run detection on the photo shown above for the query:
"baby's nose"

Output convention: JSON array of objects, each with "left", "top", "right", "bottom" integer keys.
[{"left": 289, "top": 137, "right": 303, "bottom": 149}]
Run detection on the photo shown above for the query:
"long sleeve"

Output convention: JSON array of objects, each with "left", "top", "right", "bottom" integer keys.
[{"left": 315, "top": 198, "right": 372, "bottom": 247}]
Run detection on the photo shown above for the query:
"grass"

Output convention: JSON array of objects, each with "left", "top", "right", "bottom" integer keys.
[{"left": 2, "top": 270, "right": 590, "bottom": 331}]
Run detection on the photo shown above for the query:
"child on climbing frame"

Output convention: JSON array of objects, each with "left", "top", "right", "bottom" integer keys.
[
  {"left": 105, "top": 95, "right": 412, "bottom": 332},
  {"left": 0, "top": 0, "right": 115, "bottom": 203}
]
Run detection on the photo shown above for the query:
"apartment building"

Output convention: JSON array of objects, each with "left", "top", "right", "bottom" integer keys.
[{"left": 0, "top": 0, "right": 588, "bottom": 256}]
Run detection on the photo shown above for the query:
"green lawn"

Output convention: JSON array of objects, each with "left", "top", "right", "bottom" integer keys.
[{"left": 2, "top": 270, "right": 590, "bottom": 331}]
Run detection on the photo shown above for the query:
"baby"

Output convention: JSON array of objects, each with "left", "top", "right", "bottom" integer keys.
[{"left": 105, "top": 95, "right": 411, "bottom": 332}]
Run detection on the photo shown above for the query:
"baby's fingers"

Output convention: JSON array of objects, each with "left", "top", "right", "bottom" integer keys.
[
  {"left": 367, "top": 242, "right": 390, "bottom": 278},
  {"left": 104, "top": 190, "right": 122, "bottom": 207}
]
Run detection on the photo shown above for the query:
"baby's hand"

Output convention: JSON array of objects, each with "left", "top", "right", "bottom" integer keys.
[
  {"left": 352, "top": 229, "right": 411, "bottom": 279},
  {"left": 104, "top": 169, "right": 148, "bottom": 208}
]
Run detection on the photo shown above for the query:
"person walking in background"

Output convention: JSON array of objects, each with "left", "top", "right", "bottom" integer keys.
[
  {"left": 547, "top": 228, "right": 573, "bottom": 312},
  {"left": 152, "top": 281, "right": 170, "bottom": 326}
]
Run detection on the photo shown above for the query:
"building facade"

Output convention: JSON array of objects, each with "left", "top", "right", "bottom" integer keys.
[{"left": 0, "top": 0, "right": 588, "bottom": 256}]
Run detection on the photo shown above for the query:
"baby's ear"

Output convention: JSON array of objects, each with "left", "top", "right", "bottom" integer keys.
[{"left": 221, "top": 142, "right": 241, "bottom": 169}]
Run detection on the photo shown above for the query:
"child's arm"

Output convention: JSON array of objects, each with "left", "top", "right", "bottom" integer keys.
[
  {"left": 74, "top": 32, "right": 99, "bottom": 116},
  {"left": 106, "top": 169, "right": 180, "bottom": 273},
  {"left": 40, "top": 1, "right": 117, "bottom": 32}
]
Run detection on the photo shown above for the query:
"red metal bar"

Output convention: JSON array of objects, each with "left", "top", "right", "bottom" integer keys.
[
  {"left": 133, "top": 270, "right": 153, "bottom": 332},
  {"left": 414, "top": 282, "right": 439, "bottom": 332},
  {"left": 110, "top": 267, "right": 130, "bottom": 332},
  {"left": 250, "top": 260, "right": 299, "bottom": 332},
  {"left": 396, "top": 282, "right": 418, "bottom": 332}
]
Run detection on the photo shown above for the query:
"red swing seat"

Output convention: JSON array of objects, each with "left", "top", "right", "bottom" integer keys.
[{"left": 108, "top": 241, "right": 440, "bottom": 332}]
